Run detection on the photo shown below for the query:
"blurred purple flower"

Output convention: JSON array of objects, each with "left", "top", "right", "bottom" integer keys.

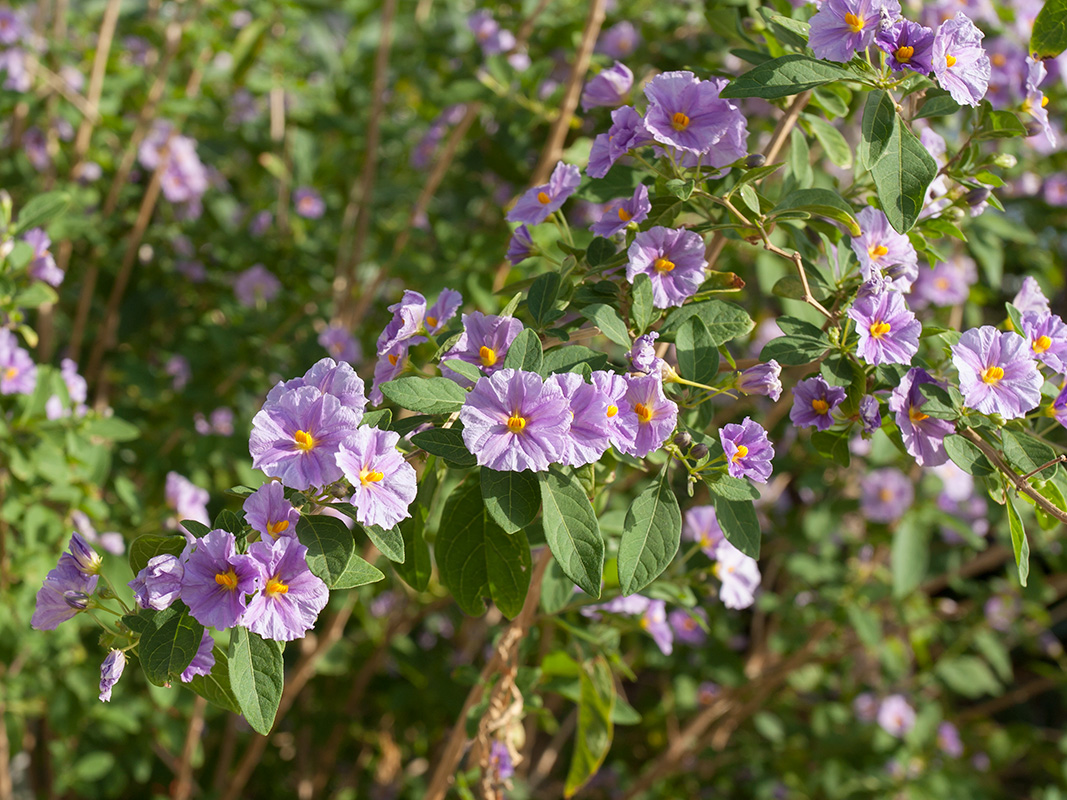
[
  {"left": 506, "top": 162, "right": 581, "bottom": 225},
  {"left": 293, "top": 187, "right": 325, "bottom": 219},
  {"left": 591, "top": 183, "right": 650, "bottom": 238},
  {"left": 860, "top": 468, "right": 913, "bottom": 524},
  {"left": 877, "top": 694, "right": 915, "bottom": 738},
  {"left": 581, "top": 61, "right": 633, "bottom": 111},
  {"left": 234, "top": 264, "right": 282, "bottom": 307}
]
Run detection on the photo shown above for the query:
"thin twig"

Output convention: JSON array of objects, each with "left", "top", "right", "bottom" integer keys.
[
  {"left": 172, "top": 695, "right": 207, "bottom": 800},
  {"left": 72, "top": 0, "right": 121, "bottom": 160},
  {"left": 962, "top": 428, "right": 1067, "bottom": 524},
  {"left": 1022, "top": 455, "right": 1067, "bottom": 481}
]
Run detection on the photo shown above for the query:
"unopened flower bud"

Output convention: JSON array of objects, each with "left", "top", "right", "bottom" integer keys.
[
  {"left": 673, "top": 432, "right": 692, "bottom": 450},
  {"left": 735, "top": 361, "right": 783, "bottom": 401},
  {"left": 965, "top": 187, "right": 990, "bottom": 207},
  {"left": 69, "top": 533, "right": 103, "bottom": 576},
  {"left": 945, "top": 206, "right": 966, "bottom": 222},
  {"left": 690, "top": 443, "right": 710, "bottom": 460},
  {"left": 744, "top": 153, "right": 766, "bottom": 169},
  {"left": 992, "top": 153, "right": 1017, "bottom": 169},
  {"left": 64, "top": 590, "right": 91, "bottom": 610},
  {"left": 1025, "top": 120, "right": 1044, "bottom": 138}
]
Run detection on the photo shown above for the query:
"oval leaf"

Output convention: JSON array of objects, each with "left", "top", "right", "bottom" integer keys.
[
  {"left": 228, "top": 627, "right": 284, "bottom": 735},
  {"left": 539, "top": 466, "right": 605, "bottom": 598},
  {"left": 618, "top": 467, "right": 682, "bottom": 596}
]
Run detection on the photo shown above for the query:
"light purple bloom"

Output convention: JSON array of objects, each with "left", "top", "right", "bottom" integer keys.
[
  {"left": 336, "top": 426, "right": 417, "bottom": 529},
  {"left": 590, "top": 370, "right": 629, "bottom": 452},
  {"left": 165, "top": 471, "right": 210, "bottom": 528},
  {"left": 736, "top": 361, "right": 783, "bottom": 401},
  {"left": 951, "top": 326, "right": 1042, "bottom": 420},
  {"left": 243, "top": 535, "right": 329, "bottom": 641},
  {"left": 165, "top": 354, "right": 191, "bottom": 391},
  {"left": 1023, "top": 58, "right": 1056, "bottom": 149},
  {"left": 0, "top": 8, "right": 24, "bottom": 45},
  {"left": 376, "top": 290, "right": 428, "bottom": 355},
  {"left": 0, "top": 328, "right": 36, "bottom": 396},
  {"left": 506, "top": 162, "right": 581, "bottom": 226},
  {"left": 591, "top": 184, "right": 650, "bottom": 238},
  {"left": 854, "top": 692, "right": 879, "bottom": 722},
  {"left": 848, "top": 290, "right": 921, "bottom": 366},
  {"left": 488, "top": 740, "right": 514, "bottom": 782},
  {"left": 851, "top": 207, "right": 918, "bottom": 291},
  {"left": 888, "top": 368, "right": 954, "bottom": 466},
  {"left": 809, "top": 0, "right": 901, "bottom": 63},
  {"left": 440, "top": 312, "right": 524, "bottom": 386},
  {"left": 876, "top": 20, "right": 935, "bottom": 73},
  {"left": 67, "top": 533, "right": 103, "bottom": 576},
  {"left": 181, "top": 630, "right": 215, "bottom": 682},
  {"left": 668, "top": 607, "right": 707, "bottom": 646},
  {"left": 909, "top": 255, "right": 976, "bottom": 309},
  {"left": 243, "top": 482, "right": 300, "bottom": 539},
  {"left": 180, "top": 529, "right": 260, "bottom": 630},
  {"left": 985, "top": 593, "right": 1020, "bottom": 632},
  {"left": 318, "top": 325, "right": 362, "bottom": 364},
  {"left": 640, "top": 599, "right": 673, "bottom": 655},
  {"left": 31, "top": 551, "right": 99, "bottom": 630},
  {"left": 683, "top": 505, "right": 723, "bottom": 557},
  {"left": 1013, "top": 276, "right": 1050, "bottom": 316},
  {"left": 293, "top": 187, "right": 325, "bottom": 219},
  {"left": 460, "top": 369, "right": 570, "bottom": 472},
  {"left": 597, "top": 21, "right": 640, "bottom": 59},
  {"left": 425, "top": 289, "right": 463, "bottom": 335},
  {"left": 266, "top": 358, "right": 367, "bottom": 419},
  {"left": 1020, "top": 311, "right": 1067, "bottom": 374},
  {"left": 1054, "top": 384, "right": 1067, "bottom": 431},
  {"left": 614, "top": 374, "right": 678, "bottom": 459},
  {"left": 469, "top": 10, "right": 515, "bottom": 56},
  {"left": 587, "top": 105, "right": 653, "bottom": 179},
  {"left": 250, "top": 386, "right": 362, "bottom": 491},
  {"left": 860, "top": 468, "right": 913, "bottom": 524},
  {"left": 23, "top": 228, "right": 63, "bottom": 286},
  {"left": 370, "top": 343, "right": 408, "bottom": 406},
  {"left": 790, "top": 376, "right": 846, "bottom": 431},
  {"left": 932, "top": 12, "right": 991, "bottom": 108},
  {"left": 938, "top": 721, "right": 964, "bottom": 757},
  {"left": 643, "top": 71, "right": 739, "bottom": 155},
  {"left": 233, "top": 264, "right": 281, "bottom": 307},
  {"left": 581, "top": 61, "right": 633, "bottom": 111},
  {"left": 506, "top": 225, "right": 534, "bottom": 265},
  {"left": 714, "top": 539, "right": 761, "bottom": 610},
  {"left": 877, "top": 694, "right": 916, "bottom": 738},
  {"left": 626, "top": 226, "right": 706, "bottom": 309},
  {"left": 859, "top": 395, "right": 882, "bottom": 434},
  {"left": 98, "top": 650, "right": 126, "bottom": 702},
  {"left": 60, "top": 359, "right": 87, "bottom": 407},
  {"left": 545, "top": 373, "right": 613, "bottom": 467},
  {"left": 129, "top": 553, "right": 184, "bottom": 610},
  {"left": 628, "top": 331, "right": 666, "bottom": 376},
  {"left": 719, "top": 417, "right": 774, "bottom": 483}
]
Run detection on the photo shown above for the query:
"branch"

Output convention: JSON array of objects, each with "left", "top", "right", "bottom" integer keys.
[{"left": 961, "top": 428, "right": 1067, "bottom": 525}]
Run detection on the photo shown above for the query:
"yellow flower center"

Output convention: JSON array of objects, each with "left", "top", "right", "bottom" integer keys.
[
  {"left": 992, "top": 53, "right": 1006, "bottom": 67},
  {"left": 265, "top": 575, "right": 289, "bottom": 596},
  {"left": 2, "top": 366, "right": 16, "bottom": 381},
  {"left": 1033, "top": 335, "right": 1053, "bottom": 354},
  {"left": 618, "top": 206, "right": 632, "bottom": 222},
  {"left": 215, "top": 568, "right": 239, "bottom": 591},
  {"left": 878, "top": 487, "right": 893, "bottom": 502},
  {"left": 868, "top": 243, "right": 889, "bottom": 260},
  {"left": 606, "top": 404, "right": 618, "bottom": 418},
  {"left": 869, "top": 321, "right": 891, "bottom": 339},
  {"left": 507, "top": 414, "right": 526, "bottom": 433},
  {"left": 388, "top": 353, "right": 399, "bottom": 366},
  {"left": 895, "top": 45, "right": 914, "bottom": 63},
  {"left": 935, "top": 278, "right": 949, "bottom": 290},
  {"left": 731, "top": 444, "right": 749, "bottom": 463},
  {"left": 426, "top": 315, "right": 438, "bottom": 328},
  {"left": 294, "top": 430, "right": 316, "bottom": 451},
  {"left": 671, "top": 111, "right": 690, "bottom": 131},
  {"left": 1043, "top": 96, "right": 1050, "bottom": 108},
  {"left": 359, "top": 468, "right": 385, "bottom": 486},
  {"left": 267, "top": 519, "right": 290, "bottom": 537},
  {"left": 844, "top": 12, "right": 864, "bottom": 32},
  {"left": 653, "top": 257, "right": 675, "bottom": 273},
  {"left": 537, "top": 191, "right": 551, "bottom": 205},
  {"left": 812, "top": 398, "right": 829, "bottom": 415},
  {"left": 981, "top": 365, "right": 1004, "bottom": 385},
  {"left": 634, "top": 402, "right": 653, "bottom": 423},
  {"left": 908, "top": 406, "right": 929, "bottom": 423},
  {"left": 479, "top": 345, "right": 498, "bottom": 367},
  {"left": 945, "top": 54, "right": 957, "bottom": 69}
]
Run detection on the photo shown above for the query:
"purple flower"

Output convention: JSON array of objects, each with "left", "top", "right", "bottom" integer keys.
[
  {"left": 243, "top": 482, "right": 300, "bottom": 539},
  {"left": 736, "top": 361, "right": 783, "bottom": 401},
  {"left": 860, "top": 468, "right": 913, "bottom": 523},
  {"left": 233, "top": 264, "right": 281, "bottom": 307},
  {"left": 590, "top": 370, "right": 629, "bottom": 451},
  {"left": 851, "top": 207, "right": 918, "bottom": 291},
  {"left": 425, "top": 289, "right": 463, "bottom": 335},
  {"left": 488, "top": 741, "right": 514, "bottom": 782},
  {"left": 581, "top": 61, "right": 633, "bottom": 111},
  {"left": 854, "top": 692, "right": 879, "bottom": 722},
  {"left": 668, "top": 607, "right": 707, "bottom": 646},
  {"left": 938, "top": 721, "right": 964, "bottom": 758},
  {"left": 293, "top": 187, "right": 325, "bottom": 219},
  {"left": 376, "top": 290, "right": 428, "bottom": 355},
  {"left": 614, "top": 374, "right": 678, "bottom": 459},
  {"left": 180, "top": 529, "right": 260, "bottom": 630},
  {"left": 719, "top": 417, "right": 774, "bottom": 483},
  {"left": 683, "top": 505, "right": 723, "bottom": 556},
  {"left": 876, "top": 20, "right": 935, "bottom": 73},
  {"left": 249, "top": 209, "right": 272, "bottom": 235},
  {"left": 1020, "top": 311, "right": 1067, "bottom": 374},
  {"left": 506, "top": 162, "right": 581, "bottom": 226},
  {"left": 469, "top": 10, "right": 514, "bottom": 56},
  {"left": 440, "top": 312, "right": 524, "bottom": 386},
  {"left": 790, "top": 376, "right": 846, "bottom": 431},
  {"left": 0, "top": 328, "right": 36, "bottom": 396},
  {"left": 1023, "top": 58, "right": 1056, "bottom": 149},
  {"left": 370, "top": 343, "right": 408, "bottom": 406},
  {"left": 932, "top": 12, "right": 990, "bottom": 108},
  {"left": 181, "top": 630, "right": 215, "bottom": 682},
  {"left": 628, "top": 332, "right": 665, "bottom": 376},
  {"left": 267, "top": 358, "right": 368, "bottom": 419},
  {"left": 335, "top": 426, "right": 417, "bottom": 528},
  {"left": 643, "top": 71, "right": 739, "bottom": 155},
  {"left": 908, "top": 255, "right": 976, "bottom": 309},
  {"left": 809, "top": 0, "right": 901, "bottom": 63},
  {"left": 165, "top": 471, "right": 210, "bottom": 528},
  {"left": 98, "top": 650, "right": 126, "bottom": 702},
  {"left": 129, "top": 553, "right": 185, "bottom": 610},
  {"left": 877, "top": 694, "right": 916, "bottom": 738},
  {"left": 888, "top": 368, "right": 955, "bottom": 467},
  {"left": 597, "top": 21, "right": 640, "bottom": 59},
  {"left": 459, "top": 369, "right": 570, "bottom": 472},
  {"left": 242, "top": 535, "right": 329, "bottom": 641},
  {"left": 848, "top": 290, "right": 921, "bottom": 366},
  {"left": 587, "top": 105, "right": 653, "bottom": 179},
  {"left": 626, "top": 226, "right": 706, "bottom": 309},
  {"left": 985, "top": 593, "right": 1020, "bottom": 632},
  {"left": 23, "top": 228, "right": 63, "bottom": 286},
  {"left": 714, "top": 539, "right": 761, "bottom": 609},
  {"left": 545, "top": 373, "right": 613, "bottom": 467},
  {"left": 859, "top": 395, "right": 882, "bottom": 434},
  {"left": 318, "top": 325, "right": 362, "bottom": 364},
  {"left": 506, "top": 225, "right": 534, "bottom": 265},
  {"left": 640, "top": 599, "right": 673, "bottom": 655},
  {"left": 165, "top": 354, "right": 191, "bottom": 391},
  {"left": 1013, "top": 276, "right": 1050, "bottom": 316},
  {"left": 951, "top": 326, "right": 1042, "bottom": 420},
  {"left": 591, "top": 184, "right": 650, "bottom": 238},
  {"left": 31, "top": 551, "right": 99, "bottom": 630},
  {"left": 0, "top": 8, "right": 25, "bottom": 45}
]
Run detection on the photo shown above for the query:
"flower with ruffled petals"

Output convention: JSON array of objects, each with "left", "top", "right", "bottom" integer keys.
[
  {"left": 31, "top": 551, "right": 99, "bottom": 630},
  {"left": 888, "top": 368, "right": 954, "bottom": 466},
  {"left": 99, "top": 650, "right": 126, "bottom": 702},
  {"left": 932, "top": 12, "right": 990, "bottom": 107},
  {"left": 851, "top": 207, "right": 918, "bottom": 291},
  {"left": 266, "top": 358, "right": 367, "bottom": 418},
  {"left": 336, "top": 426, "right": 417, "bottom": 528},
  {"left": 425, "top": 289, "right": 462, "bottom": 335},
  {"left": 684, "top": 505, "right": 723, "bottom": 557},
  {"left": 643, "top": 71, "right": 739, "bottom": 155},
  {"left": 1014, "top": 276, "right": 1050, "bottom": 316},
  {"left": 626, "top": 226, "right": 706, "bottom": 309},
  {"left": 587, "top": 105, "right": 653, "bottom": 179},
  {"left": 790, "top": 376, "right": 846, "bottom": 431},
  {"left": 1021, "top": 311, "right": 1067, "bottom": 374},
  {"left": 0, "top": 328, "right": 36, "bottom": 395},
  {"left": 545, "top": 373, "right": 613, "bottom": 467},
  {"left": 614, "top": 373, "right": 678, "bottom": 458},
  {"left": 243, "top": 535, "right": 329, "bottom": 641},
  {"left": 590, "top": 370, "right": 629, "bottom": 451},
  {"left": 506, "top": 162, "right": 581, "bottom": 226},
  {"left": 628, "top": 332, "right": 667, "bottom": 376},
  {"left": 736, "top": 361, "right": 783, "bottom": 401},
  {"left": 848, "top": 290, "right": 921, "bottom": 365},
  {"left": 714, "top": 539, "right": 761, "bottom": 609},
  {"left": 809, "top": 0, "right": 901, "bottom": 63},
  {"left": 581, "top": 61, "right": 633, "bottom": 111},
  {"left": 1023, "top": 57, "right": 1056, "bottom": 149},
  {"left": 129, "top": 553, "right": 184, "bottom": 610},
  {"left": 951, "top": 326, "right": 1042, "bottom": 419},
  {"left": 180, "top": 529, "right": 260, "bottom": 630},
  {"left": 591, "top": 184, "right": 650, "bottom": 238},
  {"left": 719, "top": 417, "right": 774, "bottom": 483},
  {"left": 23, "top": 228, "right": 63, "bottom": 286},
  {"left": 876, "top": 19, "right": 935, "bottom": 73},
  {"left": 243, "top": 482, "right": 300, "bottom": 539},
  {"left": 860, "top": 468, "right": 913, "bottom": 523},
  {"left": 440, "top": 312, "right": 524, "bottom": 386},
  {"left": 376, "top": 290, "right": 428, "bottom": 355}
]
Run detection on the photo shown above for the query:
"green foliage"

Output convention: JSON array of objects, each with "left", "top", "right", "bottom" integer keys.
[
  {"left": 539, "top": 466, "right": 605, "bottom": 597},
  {"left": 618, "top": 466, "right": 682, "bottom": 595},
  {"left": 229, "top": 628, "right": 285, "bottom": 736}
]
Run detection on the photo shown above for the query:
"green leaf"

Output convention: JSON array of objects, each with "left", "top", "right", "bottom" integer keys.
[
  {"left": 481, "top": 468, "right": 541, "bottom": 534},
  {"left": 935, "top": 655, "right": 1001, "bottom": 698},
  {"left": 82, "top": 416, "right": 141, "bottom": 442},
  {"left": 186, "top": 648, "right": 241, "bottom": 714},
  {"left": 228, "top": 627, "right": 284, "bottom": 735},
  {"left": 528, "top": 272, "right": 562, "bottom": 327},
  {"left": 539, "top": 466, "right": 605, "bottom": 597},
  {"left": 869, "top": 112, "right": 938, "bottom": 233},
  {"left": 542, "top": 345, "right": 608, "bottom": 375},
  {"left": 773, "top": 188, "right": 860, "bottom": 236},
  {"left": 811, "top": 430, "right": 851, "bottom": 467},
  {"left": 891, "top": 514, "right": 929, "bottom": 597},
  {"left": 712, "top": 496, "right": 760, "bottom": 559},
  {"left": 580, "top": 304, "right": 632, "bottom": 349},
  {"left": 503, "top": 327, "right": 543, "bottom": 373},
  {"left": 128, "top": 534, "right": 187, "bottom": 577},
  {"left": 704, "top": 473, "right": 759, "bottom": 501},
  {"left": 436, "top": 479, "right": 531, "bottom": 617},
  {"left": 660, "top": 300, "right": 754, "bottom": 345},
  {"left": 1006, "top": 491, "right": 1030, "bottom": 587},
  {"left": 411, "top": 427, "right": 477, "bottom": 467},
  {"left": 914, "top": 90, "right": 961, "bottom": 120},
  {"left": 540, "top": 558, "right": 574, "bottom": 614},
  {"left": 665, "top": 178, "right": 696, "bottom": 201},
  {"left": 974, "top": 109, "right": 1028, "bottom": 141},
  {"left": 676, "top": 316, "right": 717, "bottom": 386},
  {"left": 720, "top": 54, "right": 851, "bottom": 99},
  {"left": 564, "top": 658, "right": 615, "bottom": 798},
  {"left": 630, "top": 273, "right": 655, "bottom": 334},
  {"left": 361, "top": 409, "right": 392, "bottom": 429},
  {"left": 331, "top": 551, "right": 386, "bottom": 589},
  {"left": 645, "top": 196, "right": 682, "bottom": 227},
  {"left": 12, "top": 282, "right": 58, "bottom": 309},
  {"left": 362, "top": 522, "right": 405, "bottom": 563},
  {"left": 805, "top": 115, "right": 852, "bottom": 169},
  {"left": 618, "top": 466, "right": 682, "bottom": 595},
  {"left": 788, "top": 127, "right": 813, "bottom": 188},
  {"left": 1032, "top": 0, "right": 1067, "bottom": 58},
  {"left": 917, "top": 383, "right": 959, "bottom": 420},
  {"left": 379, "top": 376, "right": 467, "bottom": 414},
  {"left": 441, "top": 359, "right": 482, "bottom": 385},
  {"left": 14, "top": 191, "right": 71, "bottom": 233},
  {"left": 1001, "top": 429, "right": 1060, "bottom": 480},
  {"left": 394, "top": 507, "right": 431, "bottom": 592},
  {"left": 138, "top": 605, "right": 204, "bottom": 687},
  {"left": 296, "top": 514, "right": 355, "bottom": 588},
  {"left": 859, "top": 89, "right": 896, "bottom": 170},
  {"left": 759, "top": 333, "right": 827, "bottom": 366},
  {"left": 213, "top": 509, "right": 246, "bottom": 536},
  {"left": 181, "top": 520, "right": 211, "bottom": 538},
  {"left": 943, "top": 434, "right": 994, "bottom": 476},
  {"left": 586, "top": 237, "right": 618, "bottom": 268}
]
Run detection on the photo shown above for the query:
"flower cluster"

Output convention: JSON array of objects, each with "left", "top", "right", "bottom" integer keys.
[
  {"left": 371, "top": 288, "right": 463, "bottom": 402},
  {"left": 138, "top": 120, "right": 210, "bottom": 215}
]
